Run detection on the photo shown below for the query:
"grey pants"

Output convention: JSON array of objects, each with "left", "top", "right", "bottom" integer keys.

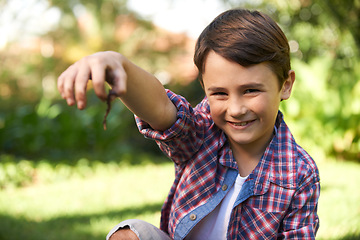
[{"left": 106, "top": 219, "right": 172, "bottom": 240}]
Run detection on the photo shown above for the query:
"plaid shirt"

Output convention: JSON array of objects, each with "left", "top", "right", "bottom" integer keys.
[{"left": 136, "top": 90, "right": 320, "bottom": 240}]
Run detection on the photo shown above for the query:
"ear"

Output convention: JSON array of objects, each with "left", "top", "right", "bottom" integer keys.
[{"left": 280, "top": 70, "right": 295, "bottom": 100}]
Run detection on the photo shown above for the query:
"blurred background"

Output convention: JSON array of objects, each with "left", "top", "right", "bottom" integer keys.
[{"left": 0, "top": 0, "right": 359, "bottom": 239}]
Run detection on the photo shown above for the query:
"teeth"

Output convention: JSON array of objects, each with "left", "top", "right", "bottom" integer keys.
[{"left": 233, "top": 121, "right": 248, "bottom": 126}]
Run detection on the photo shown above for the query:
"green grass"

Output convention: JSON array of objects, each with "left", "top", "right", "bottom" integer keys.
[
  {"left": 0, "top": 160, "right": 174, "bottom": 240},
  {"left": 0, "top": 157, "right": 359, "bottom": 240},
  {"left": 316, "top": 160, "right": 360, "bottom": 240}
]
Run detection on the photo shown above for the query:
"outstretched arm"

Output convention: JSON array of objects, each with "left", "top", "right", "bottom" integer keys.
[{"left": 57, "top": 51, "right": 177, "bottom": 131}]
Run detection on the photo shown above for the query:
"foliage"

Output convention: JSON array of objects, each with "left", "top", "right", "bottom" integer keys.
[
  {"left": 0, "top": 90, "right": 160, "bottom": 160},
  {"left": 0, "top": 0, "right": 188, "bottom": 163},
  {"left": 280, "top": 0, "right": 360, "bottom": 161},
  {"left": 0, "top": 0, "right": 359, "bottom": 165}
]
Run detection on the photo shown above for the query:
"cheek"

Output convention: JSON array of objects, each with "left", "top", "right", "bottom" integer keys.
[
  {"left": 245, "top": 96, "right": 266, "bottom": 110},
  {"left": 256, "top": 97, "right": 280, "bottom": 121},
  {"left": 208, "top": 100, "right": 224, "bottom": 118},
  {"left": 250, "top": 96, "right": 279, "bottom": 117}
]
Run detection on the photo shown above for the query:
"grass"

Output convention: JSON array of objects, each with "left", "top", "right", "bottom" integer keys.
[
  {"left": 0, "top": 157, "right": 359, "bottom": 240},
  {"left": 0, "top": 159, "right": 174, "bottom": 240},
  {"left": 316, "top": 160, "right": 360, "bottom": 240}
]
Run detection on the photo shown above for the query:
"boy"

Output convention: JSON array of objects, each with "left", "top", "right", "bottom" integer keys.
[{"left": 58, "top": 9, "right": 320, "bottom": 240}]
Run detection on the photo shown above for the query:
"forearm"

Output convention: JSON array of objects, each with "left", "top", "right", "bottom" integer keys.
[{"left": 120, "top": 57, "right": 177, "bottom": 131}]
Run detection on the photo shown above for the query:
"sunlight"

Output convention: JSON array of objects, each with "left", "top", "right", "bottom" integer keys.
[
  {"left": 0, "top": 0, "right": 61, "bottom": 49},
  {"left": 128, "top": 0, "right": 226, "bottom": 38}
]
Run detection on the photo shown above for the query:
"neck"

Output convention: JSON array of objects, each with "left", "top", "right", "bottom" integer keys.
[
  {"left": 230, "top": 131, "right": 274, "bottom": 177},
  {"left": 231, "top": 144, "right": 262, "bottom": 177}
]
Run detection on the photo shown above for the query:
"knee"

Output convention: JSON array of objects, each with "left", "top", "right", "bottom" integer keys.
[
  {"left": 107, "top": 219, "right": 170, "bottom": 240},
  {"left": 109, "top": 226, "right": 139, "bottom": 240}
]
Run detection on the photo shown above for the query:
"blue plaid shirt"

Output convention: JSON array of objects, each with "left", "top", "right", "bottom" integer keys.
[{"left": 136, "top": 90, "right": 320, "bottom": 240}]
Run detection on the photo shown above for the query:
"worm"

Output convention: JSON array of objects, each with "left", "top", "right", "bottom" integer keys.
[{"left": 102, "top": 89, "right": 117, "bottom": 130}]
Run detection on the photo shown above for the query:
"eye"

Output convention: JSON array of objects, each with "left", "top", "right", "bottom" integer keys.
[
  {"left": 213, "top": 92, "right": 227, "bottom": 96},
  {"left": 209, "top": 91, "right": 228, "bottom": 100},
  {"left": 244, "top": 89, "right": 259, "bottom": 94}
]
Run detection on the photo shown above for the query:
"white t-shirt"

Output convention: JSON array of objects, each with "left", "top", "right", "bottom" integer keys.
[{"left": 186, "top": 174, "right": 248, "bottom": 240}]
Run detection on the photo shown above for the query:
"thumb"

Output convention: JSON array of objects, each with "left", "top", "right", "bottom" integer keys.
[{"left": 105, "top": 67, "right": 127, "bottom": 97}]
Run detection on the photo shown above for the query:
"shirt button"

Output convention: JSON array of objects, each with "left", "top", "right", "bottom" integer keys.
[
  {"left": 189, "top": 214, "right": 197, "bottom": 221},
  {"left": 222, "top": 184, "right": 228, "bottom": 191}
]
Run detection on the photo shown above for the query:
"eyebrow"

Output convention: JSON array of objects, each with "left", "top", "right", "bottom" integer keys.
[
  {"left": 207, "top": 87, "right": 227, "bottom": 92},
  {"left": 240, "top": 83, "right": 265, "bottom": 89},
  {"left": 207, "top": 83, "right": 265, "bottom": 92}
]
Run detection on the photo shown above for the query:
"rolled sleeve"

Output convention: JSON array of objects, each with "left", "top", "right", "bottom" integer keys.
[
  {"left": 136, "top": 90, "right": 192, "bottom": 141},
  {"left": 279, "top": 172, "right": 320, "bottom": 239},
  {"left": 135, "top": 90, "right": 212, "bottom": 164}
]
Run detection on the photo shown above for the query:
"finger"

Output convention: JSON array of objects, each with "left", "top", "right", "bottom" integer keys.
[
  {"left": 57, "top": 72, "right": 65, "bottom": 98},
  {"left": 74, "top": 62, "right": 92, "bottom": 109},
  {"left": 109, "top": 65, "right": 127, "bottom": 97},
  {"left": 58, "top": 65, "right": 77, "bottom": 100},
  {"left": 62, "top": 66, "right": 78, "bottom": 106},
  {"left": 90, "top": 62, "right": 108, "bottom": 101}
]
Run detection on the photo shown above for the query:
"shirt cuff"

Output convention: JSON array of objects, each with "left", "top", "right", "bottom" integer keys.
[{"left": 135, "top": 90, "right": 190, "bottom": 141}]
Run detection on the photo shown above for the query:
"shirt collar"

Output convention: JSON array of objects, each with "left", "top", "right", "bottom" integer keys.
[{"left": 251, "top": 111, "right": 297, "bottom": 195}]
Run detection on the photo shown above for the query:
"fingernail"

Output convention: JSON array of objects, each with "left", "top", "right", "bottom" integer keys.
[
  {"left": 78, "top": 101, "right": 86, "bottom": 109},
  {"left": 67, "top": 98, "right": 74, "bottom": 106}
]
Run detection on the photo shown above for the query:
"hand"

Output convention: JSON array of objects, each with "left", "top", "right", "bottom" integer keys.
[
  {"left": 58, "top": 50, "right": 178, "bottom": 131},
  {"left": 57, "top": 51, "right": 127, "bottom": 110}
]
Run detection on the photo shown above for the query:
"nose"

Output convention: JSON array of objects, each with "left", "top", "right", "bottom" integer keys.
[{"left": 227, "top": 96, "right": 247, "bottom": 118}]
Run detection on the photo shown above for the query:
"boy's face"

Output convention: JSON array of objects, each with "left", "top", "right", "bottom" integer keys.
[{"left": 203, "top": 51, "right": 294, "bottom": 155}]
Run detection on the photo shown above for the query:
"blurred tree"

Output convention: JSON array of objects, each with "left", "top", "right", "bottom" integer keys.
[
  {"left": 0, "top": 0, "right": 195, "bottom": 161},
  {"left": 0, "top": 0, "right": 359, "bottom": 162}
]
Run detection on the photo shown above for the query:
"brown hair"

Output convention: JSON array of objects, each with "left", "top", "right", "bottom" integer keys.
[{"left": 194, "top": 9, "right": 291, "bottom": 89}]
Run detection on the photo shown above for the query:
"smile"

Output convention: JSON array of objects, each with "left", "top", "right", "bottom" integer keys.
[{"left": 228, "top": 120, "right": 255, "bottom": 127}]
